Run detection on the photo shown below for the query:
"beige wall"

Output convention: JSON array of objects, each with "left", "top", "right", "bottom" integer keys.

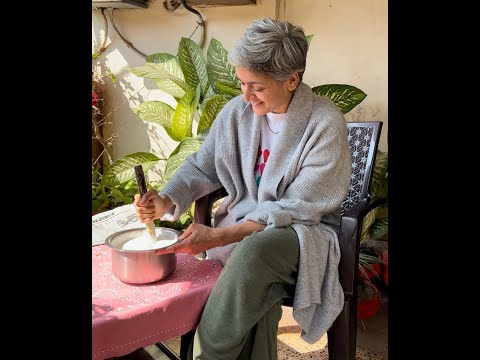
[{"left": 92, "top": 0, "right": 387, "bottom": 181}]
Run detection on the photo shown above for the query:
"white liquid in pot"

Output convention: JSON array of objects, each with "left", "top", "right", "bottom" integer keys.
[{"left": 122, "top": 229, "right": 178, "bottom": 250}]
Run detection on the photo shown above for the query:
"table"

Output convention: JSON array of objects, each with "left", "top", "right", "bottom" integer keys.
[{"left": 92, "top": 244, "right": 222, "bottom": 360}]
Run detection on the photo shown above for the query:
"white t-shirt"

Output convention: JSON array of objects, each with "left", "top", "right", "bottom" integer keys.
[{"left": 254, "top": 112, "right": 287, "bottom": 186}]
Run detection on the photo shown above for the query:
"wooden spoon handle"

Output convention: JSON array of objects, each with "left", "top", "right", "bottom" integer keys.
[{"left": 134, "top": 165, "right": 156, "bottom": 238}]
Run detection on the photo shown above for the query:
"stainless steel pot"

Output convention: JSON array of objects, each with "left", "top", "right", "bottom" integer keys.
[{"left": 105, "top": 227, "right": 180, "bottom": 284}]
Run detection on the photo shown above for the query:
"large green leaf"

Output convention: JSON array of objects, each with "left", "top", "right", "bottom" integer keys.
[
  {"left": 360, "top": 207, "right": 379, "bottom": 243},
  {"left": 131, "top": 101, "right": 177, "bottom": 141},
  {"left": 132, "top": 101, "right": 174, "bottom": 127},
  {"left": 199, "top": 85, "right": 217, "bottom": 113},
  {"left": 178, "top": 38, "right": 208, "bottom": 97},
  {"left": 216, "top": 82, "right": 242, "bottom": 97},
  {"left": 312, "top": 84, "right": 367, "bottom": 114},
  {"left": 198, "top": 94, "right": 228, "bottom": 134},
  {"left": 164, "top": 136, "right": 205, "bottom": 180},
  {"left": 207, "top": 38, "right": 240, "bottom": 93},
  {"left": 370, "top": 150, "right": 388, "bottom": 198},
  {"left": 146, "top": 53, "right": 183, "bottom": 79},
  {"left": 171, "top": 86, "right": 200, "bottom": 140},
  {"left": 130, "top": 63, "right": 191, "bottom": 96},
  {"left": 101, "top": 152, "right": 161, "bottom": 186}
]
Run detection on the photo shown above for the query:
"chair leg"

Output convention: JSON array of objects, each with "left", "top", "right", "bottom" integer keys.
[
  {"left": 180, "top": 329, "right": 195, "bottom": 360},
  {"left": 327, "top": 300, "right": 357, "bottom": 360}
]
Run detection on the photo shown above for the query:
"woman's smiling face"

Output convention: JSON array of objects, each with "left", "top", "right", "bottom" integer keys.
[{"left": 235, "top": 67, "right": 298, "bottom": 115}]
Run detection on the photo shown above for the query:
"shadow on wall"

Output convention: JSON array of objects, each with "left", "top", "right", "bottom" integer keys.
[{"left": 94, "top": 42, "right": 173, "bottom": 183}]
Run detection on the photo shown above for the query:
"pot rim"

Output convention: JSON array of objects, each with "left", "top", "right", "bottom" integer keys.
[{"left": 105, "top": 226, "right": 180, "bottom": 253}]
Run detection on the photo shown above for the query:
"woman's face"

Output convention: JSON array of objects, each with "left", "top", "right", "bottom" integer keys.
[{"left": 235, "top": 67, "right": 298, "bottom": 115}]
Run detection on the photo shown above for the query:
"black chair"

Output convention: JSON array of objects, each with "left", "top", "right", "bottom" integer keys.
[{"left": 164, "top": 121, "right": 384, "bottom": 360}]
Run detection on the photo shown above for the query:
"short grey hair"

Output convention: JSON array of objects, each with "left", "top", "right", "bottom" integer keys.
[{"left": 228, "top": 18, "right": 309, "bottom": 82}]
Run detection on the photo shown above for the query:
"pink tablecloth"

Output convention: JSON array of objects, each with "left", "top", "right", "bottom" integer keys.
[{"left": 92, "top": 245, "right": 222, "bottom": 360}]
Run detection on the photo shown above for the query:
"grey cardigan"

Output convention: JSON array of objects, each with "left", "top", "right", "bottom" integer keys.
[{"left": 160, "top": 82, "right": 352, "bottom": 343}]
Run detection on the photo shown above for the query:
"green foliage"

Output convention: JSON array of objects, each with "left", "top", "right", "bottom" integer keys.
[
  {"left": 358, "top": 251, "right": 383, "bottom": 280},
  {"left": 92, "top": 166, "right": 140, "bottom": 213},
  {"left": 360, "top": 149, "right": 388, "bottom": 242},
  {"left": 312, "top": 84, "right": 367, "bottom": 114}
]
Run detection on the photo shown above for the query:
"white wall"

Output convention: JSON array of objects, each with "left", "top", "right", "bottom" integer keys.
[{"left": 92, "top": 0, "right": 387, "bottom": 182}]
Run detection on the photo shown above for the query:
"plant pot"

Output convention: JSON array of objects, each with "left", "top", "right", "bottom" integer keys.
[
  {"left": 358, "top": 262, "right": 382, "bottom": 280},
  {"left": 105, "top": 227, "right": 180, "bottom": 284},
  {"left": 357, "top": 281, "right": 380, "bottom": 320}
]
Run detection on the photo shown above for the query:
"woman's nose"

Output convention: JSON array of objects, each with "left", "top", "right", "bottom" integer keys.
[{"left": 242, "top": 87, "right": 252, "bottom": 102}]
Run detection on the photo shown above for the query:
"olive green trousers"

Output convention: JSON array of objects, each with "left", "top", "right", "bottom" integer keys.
[{"left": 192, "top": 226, "right": 299, "bottom": 360}]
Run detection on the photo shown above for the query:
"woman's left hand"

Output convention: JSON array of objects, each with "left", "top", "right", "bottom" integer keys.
[{"left": 155, "top": 223, "right": 221, "bottom": 256}]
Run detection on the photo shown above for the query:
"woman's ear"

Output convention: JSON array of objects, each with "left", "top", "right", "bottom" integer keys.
[{"left": 287, "top": 72, "right": 299, "bottom": 92}]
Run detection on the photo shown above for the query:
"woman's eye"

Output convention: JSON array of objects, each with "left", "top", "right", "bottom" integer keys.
[{"left": 252, "top": 88, "right": 264, "bottom": 92}]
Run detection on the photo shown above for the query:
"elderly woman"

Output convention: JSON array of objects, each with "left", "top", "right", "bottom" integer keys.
[{"left": 134, "top": 18, "right": 351, "bottom": 359}]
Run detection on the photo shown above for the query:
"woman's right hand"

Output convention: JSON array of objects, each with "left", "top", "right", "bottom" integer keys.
[{"left": 133, "top": 190, "right": 172, "bottom": 224}]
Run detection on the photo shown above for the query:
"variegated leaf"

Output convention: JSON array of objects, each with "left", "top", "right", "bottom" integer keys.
[
  {"left": 131, "top": 101, "right": 177, "bottom": 141},
  {"left": 165, "top": 137, "right": 204, "bottom": 180},
  {"left": 199, "top": 85, "right": 217, "bottom": 113},
  {"left": 369, "top": 218, "right": 388, "bottom": 239},
  {"left": 312, "top": 84, "right": 367, "bottom": 114},
  {"left": 178, "top": 38, "right": 208, "bottom": 95},
  {"left": 101, "top": 152, "right": 161, "bottom": 186},
  {"left": 207, "top": 38, "right": 240, "bottom": 93},
  {"left": 153, "top": 79, "right": 186, "bottom": 99},
  {"left": 370, "top": 150, "right": 388, "bottom": 197},
  {"left": 171, "top": 86, "right": 200, "bottom": 141},
  {"left": 146, "top": 53, "right": 185, "bottom": 80},
  {"left": 130, "top": 63, "right": 191, "bottom": 94},
  {"left": 216, "top": 82, "right": 242, "bottom": 97},
  {"left": 360, "top": 207, "right": 379, "bottom": 243},
  {"left": 198, "top": 94, "right": 229, "bottom": 134}
]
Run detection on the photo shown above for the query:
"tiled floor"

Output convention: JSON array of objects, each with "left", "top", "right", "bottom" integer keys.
[{"left": 114, "top": 284, "right": 388, "bottom": 360}]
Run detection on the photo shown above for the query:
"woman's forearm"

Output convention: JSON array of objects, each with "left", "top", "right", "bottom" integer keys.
[{"left": 214, "top": 220, "right": 266, "bottom": 247}]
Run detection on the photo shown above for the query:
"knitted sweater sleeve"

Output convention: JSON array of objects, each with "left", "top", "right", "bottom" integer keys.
[{"left": 158, "top": 103, "right": 231, "bottom": 219}]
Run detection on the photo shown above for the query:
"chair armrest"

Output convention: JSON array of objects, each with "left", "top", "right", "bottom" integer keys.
[
  {"left": 194, "top": 187, "right": 228, "bottom": 227},
  {"left": 342, "top": 196, "right": 387, "bottom": 221}
]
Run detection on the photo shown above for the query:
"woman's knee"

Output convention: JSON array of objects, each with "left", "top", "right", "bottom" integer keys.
[{"left": 233, "top": 226, "right": 299, "bottom": 265}]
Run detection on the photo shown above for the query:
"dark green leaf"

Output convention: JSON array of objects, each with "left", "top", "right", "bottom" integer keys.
[
  {"left": 369, "top": 218, "right": 388, "bottom": 239},
  {"left": 198, "top": 94, "right": 229, "bottom": 134},
  {"left": 312, "top": 84, "right": 367, "bottom": 114},
  {"left": 101, "top": 152, "right": 161, "bottom": 186},
  {"left": 178, "top": 38, "right": 208, "bottom": 95},
  {"left": 165, "top": 136, "right": 204, "bottom": 180},
  {"left": 216, "top": 82, "right": 242, "bottom": 97},
  {"left": 207, "top": 38, "right": 240, "bottom": 93},
  {"left": 370, "top": 150, "right": 388, "bottom": 197}
]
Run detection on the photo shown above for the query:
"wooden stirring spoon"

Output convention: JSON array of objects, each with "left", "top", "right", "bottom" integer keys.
[{"left": 134, "top": 165, "right": 157, "bottom": 240}]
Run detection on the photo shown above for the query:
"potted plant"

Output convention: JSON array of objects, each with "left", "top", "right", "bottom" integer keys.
[
  {"left": 358, "top": 250, "right": 383, "bottom": 281},
  {"left": 357, "top": 280, "right": 381, "bottom": 320}
]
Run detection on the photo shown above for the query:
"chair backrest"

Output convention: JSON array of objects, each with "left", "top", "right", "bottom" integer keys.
[
  {"left": 336, "top": 121, "right": 383, "bottom": 298},
  {"left": 341, "top": 121, "right": 383, "bottom": 215}
]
